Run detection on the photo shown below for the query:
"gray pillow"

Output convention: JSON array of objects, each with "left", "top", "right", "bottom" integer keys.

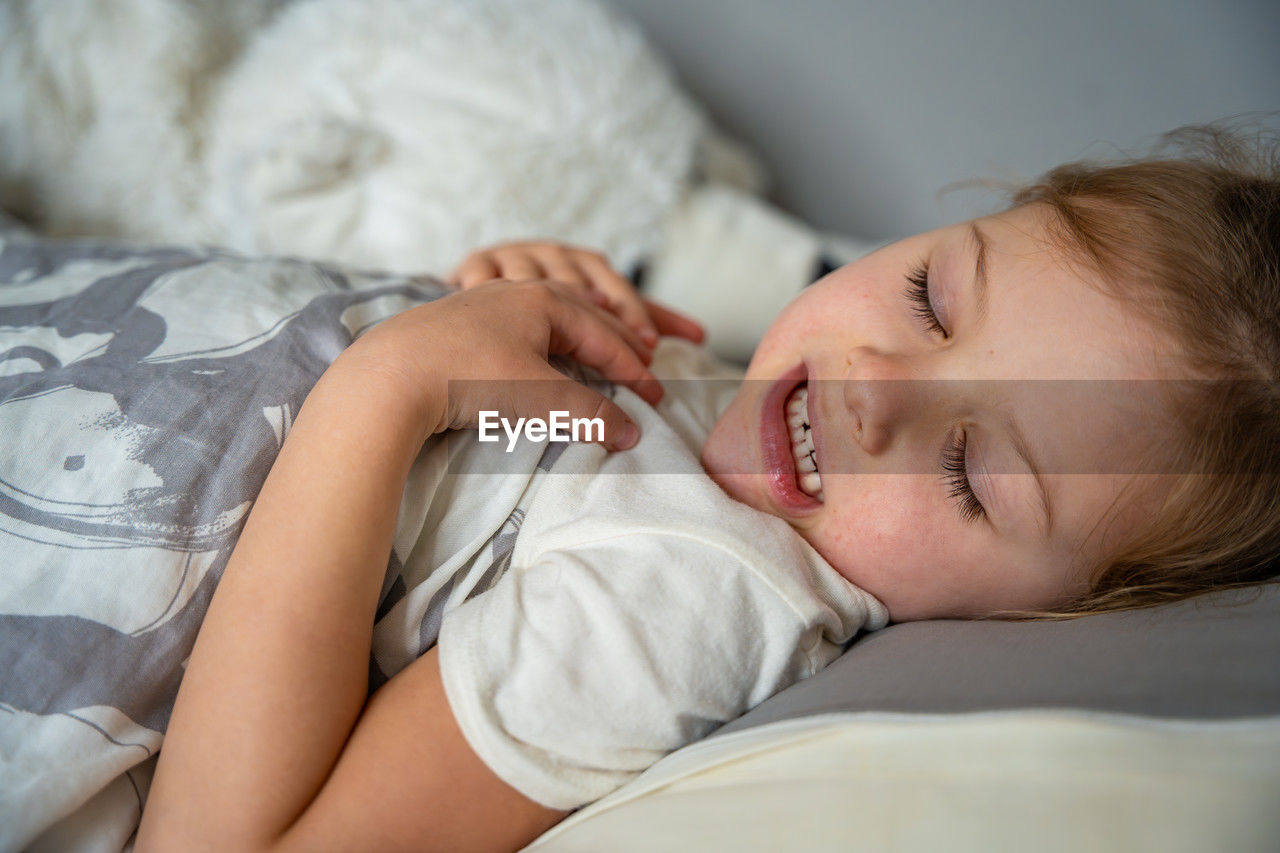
[{"left": 718, "top": 583, "right": 1280, "bottom": 737}]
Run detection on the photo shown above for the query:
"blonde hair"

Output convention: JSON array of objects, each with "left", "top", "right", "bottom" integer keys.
[{"left": 995, "top": 120, "right": 1280, "bottom": 618}]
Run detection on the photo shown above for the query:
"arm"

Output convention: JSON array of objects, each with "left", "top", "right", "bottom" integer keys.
[{"left": 137, "top": 281, "right": 661, "bottom": 852}]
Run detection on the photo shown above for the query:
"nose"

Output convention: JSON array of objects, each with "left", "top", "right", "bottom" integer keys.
[{"left": 843, "top": 346, "right": 915, "bottom": 455}]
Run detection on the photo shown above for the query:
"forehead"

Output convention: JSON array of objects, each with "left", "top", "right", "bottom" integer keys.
[{"left": 961, "top": 205, "right": 1180, "bottom": 381}]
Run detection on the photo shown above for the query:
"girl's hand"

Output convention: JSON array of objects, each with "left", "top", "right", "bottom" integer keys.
[
  {"left": 340, "top": 279, "right": 662, "bottom": 451},
  {"left": 448, "top": 241, "right": 705, "bottom": 348}
]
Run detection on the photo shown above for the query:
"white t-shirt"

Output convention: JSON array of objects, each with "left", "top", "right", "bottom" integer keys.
[{"left": 373, "top": 339, "right": 888, "bottom": 810}]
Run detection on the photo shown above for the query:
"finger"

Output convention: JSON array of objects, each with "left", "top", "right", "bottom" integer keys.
[
  {"left": 493, "top": 249, "right": 542, "bottom": 282},
  {"left": 449, "top": 255, "right": 499, "bottom": 288},
  {"left": 536, "top": 273, "right": 609, "bottom": 308},
  {"left": 530, "top": 245, "right": 589, "bottom": 288},
  {"left": 545, "top": 294, "right": 664, "bottom": 407},
  {"left": 543, "top": 281, "right": 654, "bottom": 365},
  {"left": 644, "top": 299, "right": 706, "bottom": 343},
  {"left": 574, "top": 252, "right": 660, "bottom": 347},
  {"left": 522, "top": 364, "right": 640, "bottom": 451}
]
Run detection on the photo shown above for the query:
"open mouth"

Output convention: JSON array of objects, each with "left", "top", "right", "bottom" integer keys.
[
  {"left": 760, "top": 364, "right": 823, "bottom": 515},
  {"left": 785, "top": 384, "right": 824, "bottom": 502}
]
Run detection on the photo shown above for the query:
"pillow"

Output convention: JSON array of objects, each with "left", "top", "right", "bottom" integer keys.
[
  {"left": 525, "top": 584, "right": 1280, "bottom": 851},
  {"left": 718, "top": 583, "right": 1280, "bottom": 734},
  {"left": 528, "top": 710, "right": 1280, "bottom": 851}
]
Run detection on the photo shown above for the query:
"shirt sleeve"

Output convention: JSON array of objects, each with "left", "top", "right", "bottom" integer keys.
[{"left": 437, "top": 531, "right": 856, "bottom": 809}]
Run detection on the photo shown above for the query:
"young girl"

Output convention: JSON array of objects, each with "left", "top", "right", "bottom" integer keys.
[{"left": 132, "top": 125, "right": 1280, "bottom": 850}]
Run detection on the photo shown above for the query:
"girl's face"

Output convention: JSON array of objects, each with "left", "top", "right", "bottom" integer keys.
[{"left": 702, "top": 203, "right": 1182, "bottom": 621}]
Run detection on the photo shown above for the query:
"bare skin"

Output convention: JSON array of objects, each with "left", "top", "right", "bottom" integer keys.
[
  {"left": 449, "top": 240, "right": 705, "bottom": 348},
  {"left": 703, "top": 203, "right": 1185, "bottom": 619}
]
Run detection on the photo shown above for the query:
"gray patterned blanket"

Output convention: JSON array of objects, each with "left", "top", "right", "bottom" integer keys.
[{"left": 0, "top": 214, "right": 450, "bottom": 850}]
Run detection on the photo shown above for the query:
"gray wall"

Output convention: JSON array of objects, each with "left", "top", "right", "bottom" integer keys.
[{"left": 605, "top": 0, "right": 1280, "bottom": 241}]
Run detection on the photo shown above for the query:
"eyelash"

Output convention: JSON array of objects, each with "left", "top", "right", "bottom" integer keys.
[
  {"left": 903, "top": 261, "right": 983, "bottom": 522},
  {"left": 942, "top": 429, "right": 986, "bottom": 524},
  {"left": 904, "top": 261, "right": 947, "bottom": 338}
]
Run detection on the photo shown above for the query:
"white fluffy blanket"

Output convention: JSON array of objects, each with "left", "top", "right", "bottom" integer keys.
[
  {"left": 0, "top": 0, "right": 727, "bottom": 274},
  {"left": 1, "top": 0, "right": 884, "bottom": 365}
]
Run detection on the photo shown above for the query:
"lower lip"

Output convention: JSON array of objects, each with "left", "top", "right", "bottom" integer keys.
[{"left": 760, "top": 364, "right": 823, "bottom": 514}]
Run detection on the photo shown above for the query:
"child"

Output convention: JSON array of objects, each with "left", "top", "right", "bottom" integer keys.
[{"left": 125, "top": 124, "right": 1280, "bottom": 850}]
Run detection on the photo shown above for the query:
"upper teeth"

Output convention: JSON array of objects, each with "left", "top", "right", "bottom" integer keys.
[{"left": 786, "top": 385, "right": 823, "bottom": 501}]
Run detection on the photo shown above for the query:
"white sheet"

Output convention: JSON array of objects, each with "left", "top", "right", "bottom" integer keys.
[{"left": 526, "top": 710, "right": 1280, "bottom": 852}]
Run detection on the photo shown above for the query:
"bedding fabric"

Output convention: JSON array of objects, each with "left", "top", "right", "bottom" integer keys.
[
  {"left": 717, "top": 582, "right": 1280, "bottom": 736},
  {"left": 527, "top": 583, "right": 1280, "bottom": 851},
  {"left": 0, "top": 0, "right": 708, "bottom": 276},
  {"left": 0, "top": 219, "right": 449, "bottom": 851},
  {"left": 526, "top": 711, "right": 1280, "bottom": 852}
]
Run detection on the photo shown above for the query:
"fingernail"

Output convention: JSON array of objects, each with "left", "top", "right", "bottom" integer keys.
[
  {"left": 640, "top": 328, "right": 658, "bottom": 346},
  {"left": 616, "top": 423, "right": 639, "bottom": 450}
]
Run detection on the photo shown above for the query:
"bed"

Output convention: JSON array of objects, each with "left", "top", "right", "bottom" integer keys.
[{"left": 2, "top": 0, "right": 1279, "bottom": 850}]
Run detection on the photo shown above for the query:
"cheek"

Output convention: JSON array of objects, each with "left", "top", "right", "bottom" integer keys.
[
  {"left": 753, "top": 271, "right": 904, "bottom": 375},
  {"left": 750, "top": 282, "right": 856, "bottom": 369},
  {"left": 746, "top": 318, "right": 803, "bottom": 377},
  {"left": 701, "top": 385, "right": 765, "bottom": 505},
  {"left": 806, "top": 476, "right": 954, "bottom": 602},
  {"left": 702, "top": 397, "right": 747, "bottom": 474}
]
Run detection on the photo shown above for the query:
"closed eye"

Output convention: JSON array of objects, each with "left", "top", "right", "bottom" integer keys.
[
  {"left": 942, "top": 427, "right": 986, "bottom": 523},
  {"left": 904, "top": 261, "right": 947, "bottom": 338}
]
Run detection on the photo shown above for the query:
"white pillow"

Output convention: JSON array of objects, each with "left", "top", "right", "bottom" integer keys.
[{"left": 526, "top": 711, "right": 1280, "bottom": 852}]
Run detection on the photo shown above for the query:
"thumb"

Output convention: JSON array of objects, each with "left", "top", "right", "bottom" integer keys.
[{"left": 520, "top": 365, "right": 640, "bottom": 451}]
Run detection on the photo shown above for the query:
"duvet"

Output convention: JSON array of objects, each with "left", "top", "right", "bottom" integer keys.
[{"left": 0, "top": 215, "right": 448, "bottom": 850}]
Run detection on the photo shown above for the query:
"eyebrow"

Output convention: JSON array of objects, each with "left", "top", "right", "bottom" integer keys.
[{"left": 968, "top": 222, "right": 991, "bottom": 326}]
